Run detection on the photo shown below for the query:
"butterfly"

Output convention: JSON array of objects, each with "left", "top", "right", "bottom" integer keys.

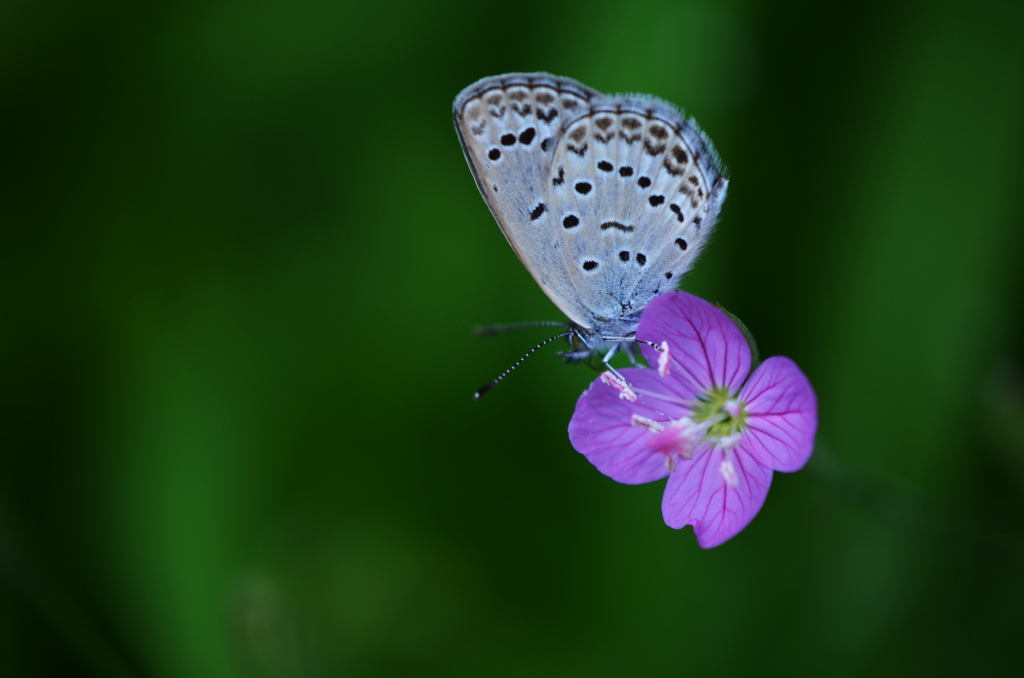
[{"left": 454, "top": 73, "right": 728, "bottom": 390}]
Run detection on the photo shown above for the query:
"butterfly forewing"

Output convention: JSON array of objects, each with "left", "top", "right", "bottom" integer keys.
[
  {"left": 454, "top": 74, "right": 599, "bottom": 325},
  {"left": 454, "top": 73, "right": 728, "bottom": 337}
]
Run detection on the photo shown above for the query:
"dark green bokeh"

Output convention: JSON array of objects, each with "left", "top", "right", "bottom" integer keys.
[{"left": 3, "top": 0, "right": 1023, "bottom": 675}]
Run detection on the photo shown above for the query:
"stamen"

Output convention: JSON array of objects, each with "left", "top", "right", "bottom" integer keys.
[
  {"left": 630, "top": 414, "right": 664, "bottom": 433},
  {"left": 657, "top": 341, "right": 671, "bottom": 377},
  {"left": 724, "top": 399, "right": 742, "bottom": 418},
  {"left": 717, "top": 433, "right": 743, "bottom": 450},
  {"left": 629, "top": 386, "right": 688, "bottom": 408},
  {"left": 720, "top": 456, "right": 739, "bottom": 487},
  {"left": 664, "top": 359, "right": 707, "bottom": 397},
  {"left": 600, "top": 371, "right": 638, "bottom": 402},
  {"left": 648, "top": 416, "right": 708, "bottom": 463}
]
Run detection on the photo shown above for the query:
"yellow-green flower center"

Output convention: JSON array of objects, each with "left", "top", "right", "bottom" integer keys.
[{"left": 690, "top": 386, "right": 747, "bottom": 440}]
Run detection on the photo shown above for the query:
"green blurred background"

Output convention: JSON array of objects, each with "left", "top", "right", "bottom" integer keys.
[{"left": 3, "top": 0, "right": 1023, "bottom": 675}]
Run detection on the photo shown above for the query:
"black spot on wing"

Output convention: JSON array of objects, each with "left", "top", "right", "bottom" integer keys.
[
  {"left": 552, "top": 167, "right": 565, "bottom": 187},
  {"left": 600, "top": 221, "right": 634, "bottom": 233},
  {"left": 537, "top": 108, "right": 558, "bottom": 123}
]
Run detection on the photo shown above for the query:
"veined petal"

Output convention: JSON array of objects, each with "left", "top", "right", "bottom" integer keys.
[
  {"left": 569, "top": 368, "right": 688, "bottom": 485},
  {"left": 636, "top": 292, "right": 751, "bottom": 394},
  {"left": 661, "top": 447, "right": 773, "bottom": 548},
  {"left": 739, "top": 356, "right": 817, "bottom": 472}
]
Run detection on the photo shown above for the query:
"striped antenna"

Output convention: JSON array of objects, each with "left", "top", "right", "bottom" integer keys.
[{"left": 473, "top": 331, "right": 571, "bottom": 399}]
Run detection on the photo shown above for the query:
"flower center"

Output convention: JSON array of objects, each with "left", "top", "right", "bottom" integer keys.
[
  {"left": 631, "top": 385, "right": 750, "bottom": 471},
  {"left": 690, "top": 386, "right": 747, "bottom": 442}
]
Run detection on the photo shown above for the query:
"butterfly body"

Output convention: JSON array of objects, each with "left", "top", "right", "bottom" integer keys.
[{"left": 454, "top": 73, "right": 728, "bottom": 361}]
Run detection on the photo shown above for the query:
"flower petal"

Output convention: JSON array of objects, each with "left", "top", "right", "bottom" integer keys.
[
  {"left": 636, "top": 292, "right": 751, "bottom": 394},
  {"left": 739, "top": 356, "right": 817, "bottom": 472},
  {"left": 569, "top": 368, "right": 688, "bottom": 485},
  {"left": 661, "top": 447, "right": 773, "bottom": 548}
]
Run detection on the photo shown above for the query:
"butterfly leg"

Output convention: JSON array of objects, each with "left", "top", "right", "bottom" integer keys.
[
  {"left": 601, "top": 336, "right": 657, "bottom": 370},
  {"left": 599, "top": 339, "right": 636, "bottom": 383}
]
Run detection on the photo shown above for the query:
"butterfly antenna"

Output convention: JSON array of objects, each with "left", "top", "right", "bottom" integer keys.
[
  {"left": 473, "top": 331, "right": 571, "bottom": 399},
  {"left": 633, "top": 339, "right": 664, "bottom": 351},
  {"left": 474, "top": 320, "right": 567, "bottom": 337}
]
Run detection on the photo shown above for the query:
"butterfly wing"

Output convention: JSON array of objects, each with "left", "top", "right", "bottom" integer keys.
[
  {"left": 454, "top": 74, "right": 600, "bottom": 326},
  {"left": 453, "top": 73, "right": 727, "bottom": 333},
  {"left": 545, "top": 95, "right": 729, "bottom": 331}
]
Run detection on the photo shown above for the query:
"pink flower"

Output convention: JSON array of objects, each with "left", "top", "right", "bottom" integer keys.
[{"left": 568, "top": 292, "right": 817, "bottom": 548}]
